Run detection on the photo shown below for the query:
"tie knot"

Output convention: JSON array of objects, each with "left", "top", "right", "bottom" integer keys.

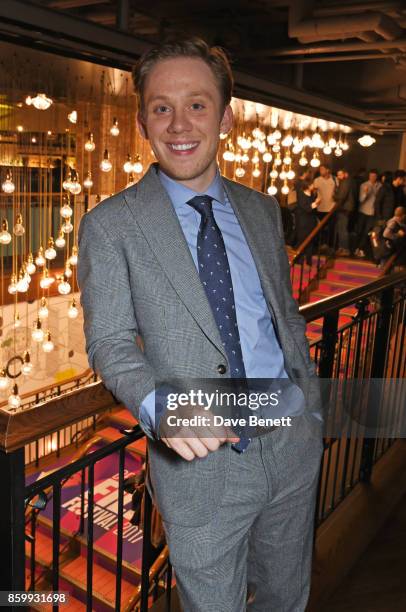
[{"left": 187, "top": 195, "right": 214, "bottom": 220}]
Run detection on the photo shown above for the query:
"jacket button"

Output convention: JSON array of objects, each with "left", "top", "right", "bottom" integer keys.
[{"left": 217, "top": 364, "right": 227, "bottom": 374}]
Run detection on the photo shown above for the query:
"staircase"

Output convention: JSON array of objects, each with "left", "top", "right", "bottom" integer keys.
[
  {"left": 303, "top": 257, "right": 381, "bottom": 343},
  {"left": 25, "top": 408, "right": 153, "bottom": 611}
]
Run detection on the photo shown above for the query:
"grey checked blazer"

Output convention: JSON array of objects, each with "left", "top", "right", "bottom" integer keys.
[{"left": 77, "top": 162, "right": 321, "bottom": 527}]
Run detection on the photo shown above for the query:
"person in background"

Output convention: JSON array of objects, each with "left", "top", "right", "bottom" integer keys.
[
  {"left": 393, "top": 170, "right": 406, "bottom": 207},
  {"left": 382, "top": 206, "right": 406, "bottom": 264},
  {"left": 375, "top": 171, "right": 395, "bottom": 222},
  {"left": 334, "top": 168, "right": 355, "bottom": 257},
  {"left": 355, "top": 168, "right": 381, "bottom": 258},
  {"left": 313, "top": 164, "right": 337, "bottom": 250},
  {"left": 295, "top": 177, "right": 320, "bottom": 265}
]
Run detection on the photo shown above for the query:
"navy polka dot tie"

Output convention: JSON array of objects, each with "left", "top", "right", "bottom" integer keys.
[{"left": 187, "top": 195, "right": 250, "bottom": 451}]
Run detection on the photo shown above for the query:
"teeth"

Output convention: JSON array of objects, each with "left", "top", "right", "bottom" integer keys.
[{"left": 170, "top": 143, "right": 197, "bottom": 151}]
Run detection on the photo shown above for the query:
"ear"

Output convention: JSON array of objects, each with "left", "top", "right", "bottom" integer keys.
[
  {"left": 220, "top": 104, "right": 233, "bottom": 136},
  {"left": 136, "top": 111, "right": 148, "bottom": 140}
]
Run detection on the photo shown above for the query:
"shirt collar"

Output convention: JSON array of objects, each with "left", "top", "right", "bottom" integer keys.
[{"left": 158, "top": 166, "right": 227, "bottom": 211}]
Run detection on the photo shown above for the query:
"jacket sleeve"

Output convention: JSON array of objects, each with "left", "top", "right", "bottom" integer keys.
[{"left": 77, "top": 211, "right": 157, "bottom": 437}]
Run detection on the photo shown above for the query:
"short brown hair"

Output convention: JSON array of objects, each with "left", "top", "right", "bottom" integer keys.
[{"left": 132, "top": 37, "right": 234, "bottom": 115}]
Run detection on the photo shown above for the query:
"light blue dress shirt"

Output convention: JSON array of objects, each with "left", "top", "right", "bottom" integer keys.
[{"left": 139, "top": 167, "right": 304, "bottom": 437}]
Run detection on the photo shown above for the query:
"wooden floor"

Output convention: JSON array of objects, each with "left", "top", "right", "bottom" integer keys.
[{"left": 319, "top": 492, "right": 406, "bottom": 611}]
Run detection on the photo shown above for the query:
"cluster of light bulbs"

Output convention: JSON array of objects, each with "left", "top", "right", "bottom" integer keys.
[
  {"left": 25, "top": 93, "right": 53, "bottom": 110},
  {"left": 222, "top": 125, "right": 351, "bottom": 195}
]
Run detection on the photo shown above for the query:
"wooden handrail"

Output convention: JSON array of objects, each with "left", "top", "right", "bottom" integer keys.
[
  {"left": 125, "top": 545, "right": 169, "bottom": 612},
  {"left": 0, "top": 367, "right": 94, "bottom": 409},
  {"left": 0, "top": 380, "right": 117, "bottom": 453},
  {"left": 300, "top": 269, "right": 406, "bottom": 322},
  {"left": 289, "top": 203, "right": 339, "bottom": 265}
]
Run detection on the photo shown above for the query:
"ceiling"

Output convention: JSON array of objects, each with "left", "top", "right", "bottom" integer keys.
[{"left": 3, "top": 0, "right": 406, "bottom": 132}]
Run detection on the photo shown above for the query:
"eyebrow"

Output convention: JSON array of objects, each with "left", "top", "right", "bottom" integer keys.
[{"left": 147, "top": 91, "right": 212, "bottom": 104}]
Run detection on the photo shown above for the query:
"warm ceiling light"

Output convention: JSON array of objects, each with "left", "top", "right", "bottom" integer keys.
[
  {"left": 100, "top": 149, "right": 112, "bottom": 172},
  {"left": 31, "top": 93, "right": 53, "bottom": 110},
  {"left": 84, "top": 132, "right": 96, "bottom": 152},
  {"left": 358, "top": 134, "right": 376, "bottom": 147},
  {"left": 110, "top": 117, "right": 120, "bottom": 136},
  {"left": 68, "top": 110, "right": 77, "bottom": 124}
]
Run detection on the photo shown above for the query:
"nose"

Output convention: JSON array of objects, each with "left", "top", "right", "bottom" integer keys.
[{"left": 167, "top": 107, "right": 192, "bottom": 134}]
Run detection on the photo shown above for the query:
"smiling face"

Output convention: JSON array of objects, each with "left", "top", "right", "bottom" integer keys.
[{"left": 136, "top": 57, "right": 233, "bottom": 192}]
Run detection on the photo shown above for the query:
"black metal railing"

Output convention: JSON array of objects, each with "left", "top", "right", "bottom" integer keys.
[
  {"left": 300, "top": 270, "right": 406, "bottom": 524},
  {"left": 1, "top": 269, "right": 405, "bottom": 609}
]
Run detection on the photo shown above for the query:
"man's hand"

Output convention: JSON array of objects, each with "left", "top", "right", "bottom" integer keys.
[{"left": 158, "top": 404, "right": 240, "bottom": 461}]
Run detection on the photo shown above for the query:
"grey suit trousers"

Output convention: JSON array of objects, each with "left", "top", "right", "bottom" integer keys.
[{"left": 162, "top": 413, "right": 323, "bottom": 612}]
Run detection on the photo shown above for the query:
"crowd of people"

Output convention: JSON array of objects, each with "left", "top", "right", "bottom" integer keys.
[{"left": 288, "top": 164, "right": 406, "bottom": 266}]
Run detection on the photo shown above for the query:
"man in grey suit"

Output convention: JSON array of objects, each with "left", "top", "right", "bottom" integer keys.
[{"left": 78, "top": 38, "right": 323, "bottom": 611}]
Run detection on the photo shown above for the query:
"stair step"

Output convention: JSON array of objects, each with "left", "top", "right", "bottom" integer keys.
[{"left": 60, "top": 554, "right": 138, "bottom": 609}]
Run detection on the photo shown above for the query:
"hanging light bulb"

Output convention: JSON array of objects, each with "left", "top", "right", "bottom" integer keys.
[
  {"left": 2, "top": 171, "right": 15, "bottom": 194},
  {"left": 299, "top": 152, "right": 309, "bottom": 167},
  {"left": 283, "top": 154, "right": 292, "bottom": 165},
  {"left": 269, "top": 168, "right": 279, "bottom": 180},
  {"left": 69, "top": 176, "right": 82, "bottom": 195},
  {"left": 35, "top": 246, "right": 46, "bottom": 267},
  {"left": 328, "top": 136, "right": 337, "bottom": 148},
  {"left": 69, "top": 245, "right": 78, "bottom": 266},
  {"left": 292, "top": 143, "right": 303, "bottom": 155},
  {"left": 123, "top": 154, "right": 133, "bottom": 173},
  {"left": 110, "top": 117, "right": 120, "bottom": 136},
  {"left": 26, "top": 253, "right": 36, "bottom": 274},
  {"left": 68, "top": 297, "right": 79, "bottom": 319},
  {"left": 8, "top": 384, "right": 21, "bottom": 410},
  {"left": 279, "top": 170, "right": 287, "bottom": 181},
  {"left": 0, "top": 219, "right": 12, "bottom": 244},
  {"left": 281, "top": 181, "right": 290, "bottom": 195},
  {"left": 310, "top": 152, "right": 321, "bottom": 168},
  {"left": 251, "top": 153, "right": 260, "bottom": 164},
  {"left": 8, "top": 274, "right": 17, "bottom": 295},
  {"left": 267, "top": 133, "right": 276, "bottom": 145},
  {"left": 13, "top": 312, "right": 21, "bottom": 328},
  {"left": 16, "top": 269, "right": 29, "bottom": 293},
  {"left": 58, "top": 275, "right": 71, "bottom": 295},
  {"left": 31, "top": 93, "right": 53, "bottom": 110},
  {"left": 0, "top": 368, "right": 10, "bottom": 390},
  {"left": 334, "top": 147, "right": 343, "bottom": 157},
  {"left": 55, "top": 230, "right": 66, "bottom": 249},
  {"left": 39, "top": 269, "right": 55, "bottom": 289},
  {"left": 272, "top": 143, "right": 280, "bottom": 153},
  {"left": 84, "top": 132, "right": 96, "bottom": 152},
  {"left": 25, "top": 95, "right": 32, "bottom": 106},
  {"left": 133, "top": 156, "right": 144, "bottom": 173},
  {"left": 38, "top": 297, "right": 49, "bottom": 320},
  {"left": 22, "top": 263, "right": 31, "bottom": 285},
  {"left": 323, "top": 145, "right": 332, "bottom": 155},
  {"left": 68, "top": 110, "right": 77, "bottom": 124},
  {"left": 100, "top": 149, "right": 112, "bottom": 172},
  {"left": 62, "top": 172, "right": 73, "bottom": 191},
  {"left": 62, "top": 221, "right": 73, "bottom": 234},
  {"left": 60, "top": 202, "right": 73, "bottom": 219},
  {"left": 32, "top": 318, "right": 44, "bottom": 342},
  {"left": 83, "top": 172, "right": 93, "bottom": 189},
  {"left": 267, "top": 183, "right": 278, "bottom": 196},
  {"left": 235, "top": 166, "right": 245, "bottom": 178},
  {"left": 287, "top": 169, "right": 295, "bottom": 180},
  {"left": 241, "top": 153, "right": 250, "bottom": 163},
  {"left": 273, "top": 129, "right": 282, "bottom": 140},
  {"left": 22, "top": 351, "right": 33, "bottom": 376},
  {"left": 341, "top": 140, "right": 349, "bottom": 151},
  {"left": 64, "top": 261, "right": 73, "bottom": 278},
  {"left": 13, "top": 213, "right": 25, "bottom": 236},
  {"left": 45, "top": 237, "right": 57, "bottom": 260},
  {"left": 252, "top": 165, "right": 261, "bottom": 178},
  {"left": 263, "top": 151, "right": 272, "bottom": 163},
  {"left": 274, "top": 154, "right": 282, "bottom": 166},
  {"left": 42, "top": 330, "right": 54, "bottom": 353},
  {"left": 282, "top": 133, "right": 293, "bottom": 147}
]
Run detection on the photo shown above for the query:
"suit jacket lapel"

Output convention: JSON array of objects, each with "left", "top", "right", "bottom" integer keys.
[{"left": 123, "top": 163, "right": 226, "bottom": 357}]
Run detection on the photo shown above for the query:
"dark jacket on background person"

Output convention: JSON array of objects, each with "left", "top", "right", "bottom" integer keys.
[
  {"left": 334, "top": 177, "right": 355, "bottom": 212},
  {"left": 375, "top": 182, "right": 395, "bottom": 221}
]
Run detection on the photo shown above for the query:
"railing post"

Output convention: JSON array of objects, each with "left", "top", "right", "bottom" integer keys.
[
  {"left": 319, "top": 310, "right": 339, "bottom": 378},
  {"left": 0, "top": 447, "right": 26, "bottom": 590},
  {"left": 360, "top": 287, "right": 394, "bottom": 482}
]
